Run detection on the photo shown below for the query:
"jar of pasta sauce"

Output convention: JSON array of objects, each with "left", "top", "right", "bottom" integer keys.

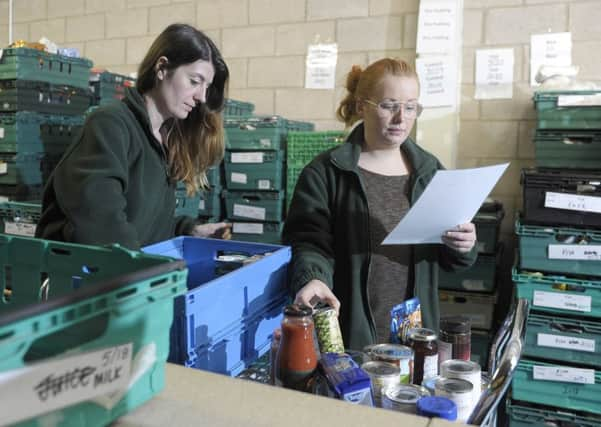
[{"left": 408, "top": 328, "right": 438, "bottom": 385}]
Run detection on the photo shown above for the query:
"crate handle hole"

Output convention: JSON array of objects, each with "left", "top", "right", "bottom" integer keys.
[
  {"left": 562, "top": 137, "right": 592, "bottom": 145},
  {"left": 3, "top": 265, "right": 12, "bottom": 303},
  {"left": 116, "top": 288, "right": 137, "bottom": 300},
  {"left": 0, "top": 330, "right": 15, "bottom": 341},
  {"left": 453, "top": 297, "right": 467, "bottom": 303},
  {"left": 150, "top": 277, "right": 168, "bottom": 288},
  {"left": 81, "top": 265, "right": 99, "bottom": 274},
  {"left": 550, "top": 322, "right": 584, "bottom": 334},
  {"left": 50, "top": 247, "right": 72, "bottom": 256}
]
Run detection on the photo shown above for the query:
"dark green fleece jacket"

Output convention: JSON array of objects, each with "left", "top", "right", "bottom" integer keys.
[
  {"left": 282, "top": 123, "right": 477, "bottom": 350},
  {"left": 36, "top": 88, "right": 196, "bottom": 250}
]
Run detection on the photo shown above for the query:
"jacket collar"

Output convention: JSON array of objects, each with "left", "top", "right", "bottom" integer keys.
[
  {"left": 123, "top": 87, "right": 165, "bottom": 156},
  {"left": 329, "top": 122, "right": 438, "bottom": 176}
]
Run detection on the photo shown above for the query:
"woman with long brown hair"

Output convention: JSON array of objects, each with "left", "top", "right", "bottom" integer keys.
[{"left": 36, "top": 24, "right": 231, "bottom": 249}]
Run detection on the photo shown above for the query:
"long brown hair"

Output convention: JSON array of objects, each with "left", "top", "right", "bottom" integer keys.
[
  {"left": 336, "top": 58, "right": 418, "bottom": 128},
  {"left": 137, "top": 24, "right": 229, "bottom": 194}
]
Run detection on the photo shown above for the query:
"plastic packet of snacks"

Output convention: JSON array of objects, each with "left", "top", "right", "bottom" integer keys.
[{"left": 389, "top": 297, "right": 422, "bottom": 345}]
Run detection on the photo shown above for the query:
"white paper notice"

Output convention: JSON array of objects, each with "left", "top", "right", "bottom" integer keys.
[
  {"left": 416, "top": 56, "right": 458, "bottom": 107},
  {"left": 545, "top": 192, "right": 601, "bottom": 214},
  {"left": 0, "top": 127, "right": 4, "bottom": 138},
  {"left": 416, "top": 0, "right": 458, "bottom": 54},
  {"left": 382, "top": 163, "right": 509, "bottom": 245},
  {"left": 231, "top": 152, "right": 264, "bottom": 164},
  {"left": 0, "top": 343, "right": 132, "bottom": 426},
  {"left": 305, "top": 43, "right": 338, "bottom": 89},
  {"left": 537, "top": 333, "right": 595, "bottom": 353},
  {"left": 530, "top": 32, "right": 572, "bottom": 86},
  {"left": 233, "top": 222, "right": 264, "bottom": 234},
  {"left": 533, "top": 365, "right": 595, "bottom": 385},
  {"left": 231, "top": 172, "right": 247, "bottom": 184},
  {"left": 475, "top": 49, "right": 514, "bottom": 99},
  {"left": 233, "top": 204, "right": 266, "bottom": 220}
]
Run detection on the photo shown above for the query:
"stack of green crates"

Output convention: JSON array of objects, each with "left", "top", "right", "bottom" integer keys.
[
  {"left": 286, "top": 131, "right": 345, "bottom": 209},
  {"left": 89, "top": 69, "right": 136, "bottom": 106},
  {"left": 508, "top": 90, "right": 601, "bottom": 424},
  {"left": 0, "top": 200, "right": 42, "bottom": 237},
  {"left": 0, "top": 47, "right": 92, "bottom": 200}
]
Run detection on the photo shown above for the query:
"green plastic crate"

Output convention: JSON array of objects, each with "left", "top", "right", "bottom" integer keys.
[
  {"left": 0, "top": 152, "right": 62, "bottom": 186},
  {"left": 534, "top": 90, "right": 601, "bottom": 130},
  {"left": 524, "top": 312, "right": 601, "bottom": 368},
  {"left": 206, "top": 165, "right": 221, "bottom": 187},
  {"left": 0, "top": 201, "right": 41, "bottom": 237},
  {"left": 507, "top": 400, "right": 601, "bottom": 427},
  {"left": 439, "top": 245, "right": 500, "bottom": 292},
  {"left": 198, "top": 186, "right": 222, "bottom": 218},
  {"left": 0, "top": 234, "right": 187, "bottom": 427},
  {"left": 225, "top": 116, "right": 288, "bottom": 150},
  {"left": 231, "top": 221, "right": 283, "bottom": 244},
  {"left": 224, "top": 98, "right": 254, "bottom": 117},
  {"left": 0, "top": 112, "right": 82, "bottom": 154},
  {"left": 0, "top": 183, "right": 43, "bottom": 202},
  {"left": 224, "top": 150, "right": 284, "bottom": 191},
  {"left": 286, "top": 131, "right": 345, "bottom": 165},
  {"left": 516, "top": 219, "right": 601, "bottom": 277},
  {"left": 90, "top": 70, "right": 135, "bottom": 106},
  {"left": 535, "top": 129, "right": 601, "bottom": 170},
  {"left": 0, "top": 47, "right": 93, "bottom": 89},
  {"left": 512, "top": 359, "right": 601, "bottom": 414},
  {"left": 474, "top": 201, "right": 504, "bottom": 254},
  {"left": 513, "top": 269, "right": 601, "bottom": 319},
  {"left": 224, "top": 190, "right": 284, "bottom": 222},
  {"left": 471, "top": 328, "right": 492, "bottom": 368},
  {"left": 0, "top": 79, "right": 91, "bottom": 115},
  {"left": 286, "top": 120, "right": 315, "bottom": 132},
  {"left": 438, "top": 289, "right": 497, "bottom": 330}
]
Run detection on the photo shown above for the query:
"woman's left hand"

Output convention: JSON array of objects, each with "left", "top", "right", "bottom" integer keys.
[
  {"left": 191, "top": 222, "right": 232, "bottom": 240},
  {"left": 441, "top": 222, "right": 477, "bottom": 253}
]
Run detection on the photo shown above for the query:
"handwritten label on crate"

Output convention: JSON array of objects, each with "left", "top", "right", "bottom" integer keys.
[
  {"left": 537, "top": 333, "right": 595, "bottom": 353},
  {"left": 557, "top": 94, "right": 601, "bottom": 107},
  {"left": 258, "top": 179, "right": 271, "bottom": 190},
  {"left": 4, "top": 221, "right": 36, "bottom": 237},
  {"left": 233, "top": 222, "right": 264, "bottom": 234},
  {"left": 198, "top": 199, "right": 205, "bottom": 210},
  {"left": 231, "top": 152, "right": 264, "bottom": 163},
  {"left": 533, "top": 290, "right": 591, "bottom": 313},
  {"left": 0, "top": 162, "right": 6, "bottom": 175},
  {"left": 533, "top": 365, "right": 595, "bottom": 385},
  {"left": 462, "top": 280, "right": 486, "bottom": 291},
  {"left": 545, "top": 192, "right": 601, "bottom": 214},
  {"left": 233, "top": 204, "right": 266, "bottom": 220},
  {"left": 0, "top": 127, "right": 4, "bottom": 139},
  {"left": 548, "top": 244, "right": 601, "bottom": 261},
  {"left": 231, "top": 172, "right": 247, "bottom": 184},
  {"left": 0, "top": 343, "right": 132, "bottom": 426}
]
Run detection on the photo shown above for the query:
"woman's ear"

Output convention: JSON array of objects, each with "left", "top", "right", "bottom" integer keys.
[{"left": 155, "top": 56, "right": 169, "bottom": 80}]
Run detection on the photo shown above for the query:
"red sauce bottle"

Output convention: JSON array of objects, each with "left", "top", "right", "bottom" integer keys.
[{"left": 274, "top": 304, "right": 318, "bottom": 391}]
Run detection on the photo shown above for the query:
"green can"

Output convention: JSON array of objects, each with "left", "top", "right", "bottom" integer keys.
[{"left": 313, "top": 307, "right": 345, "bottom": 353}]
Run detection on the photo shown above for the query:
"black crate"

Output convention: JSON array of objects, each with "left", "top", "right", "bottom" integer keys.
[
  {"left": 535, "top": 129, "right": 601, "bottom": 170},
  {"left": 0, "top": 79, "right": 91, "bottom": 115},
  {"left": 474, "top": 199, "right": 504, "bottom": 254},
  {"left": 522, "top": 168, "right": 601, "bottom": 228}
]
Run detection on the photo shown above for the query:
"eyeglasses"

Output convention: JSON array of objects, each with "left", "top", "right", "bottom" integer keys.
[{"left": 363, "top": 99, "right": 423, "bottom": 118}]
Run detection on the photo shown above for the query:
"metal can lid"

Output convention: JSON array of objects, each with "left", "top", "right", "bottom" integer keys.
[
  {"left": 369, "top": 343, "right": 413, "bottom": 361},
  {"left": 283, "top": 303, "right": 313, "bottom": 317},
  {"left": 385, "top": 384, "right": 430, "bottom": 404},
  {"left": 416, "top": 396, "right": 457, "bottom": 421},
  {"left": 435, "top": 377, "right": 473, "bottom": 394},
  {"left": 440, "top": 359, "right": 481, "bottom": 375},
  {"left": 361, "top": 361, "right": 400, "bottom": 377},
  {"left": 408, "top": 327, "right": 438, "bottom": 342},
  {"left": 313, "top": 306, "right": 337, "bottom": 318}
]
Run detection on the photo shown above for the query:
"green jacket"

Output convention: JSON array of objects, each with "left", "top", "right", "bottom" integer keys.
[
  {"left": 36, "top": 88, "right": 196, "bottom": 250},
  {"left": 282, "top": 124, "right": 477, "bottom": 350}
]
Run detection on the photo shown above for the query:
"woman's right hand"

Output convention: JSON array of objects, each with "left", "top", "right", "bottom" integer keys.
[{"left": 294, "top": 279, "right": 341, "bottom": 315}]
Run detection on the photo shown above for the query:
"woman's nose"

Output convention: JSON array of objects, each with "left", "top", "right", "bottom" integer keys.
[{"left": 194, "top": 84, "right": 207, "bottom": 104}]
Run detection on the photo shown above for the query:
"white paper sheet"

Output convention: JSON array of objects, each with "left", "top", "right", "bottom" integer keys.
[
  {"left": 416, "top": 56, "right": 458, "bottom": 107},
  {"left": 382, "top": 163, "right": 509, "bottom": 245},
  {"left": 530, "top": 32, "right": 572, "bottom": 86},
  {"left": 475, "top": 48, "right": 514, "bottom": 99},
  {"left": 416, "top": 0, "right": 458, "bottom": 54},
  {"left": 305, "top": 43, "right": 338, "bottom": 89}
]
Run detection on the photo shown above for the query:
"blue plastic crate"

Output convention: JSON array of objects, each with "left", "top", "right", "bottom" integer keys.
[{"left": 142, "top": 236, "right": 290, "bottom": 376}]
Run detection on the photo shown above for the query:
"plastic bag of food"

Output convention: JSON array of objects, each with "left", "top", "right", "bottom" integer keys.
[{"left": 389, "top": 297, "right": 422, "bottom": 345}]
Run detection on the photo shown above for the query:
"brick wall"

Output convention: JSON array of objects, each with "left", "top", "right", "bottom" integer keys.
[{"left": 1, "top": 0, "right": 600, "bottom": 238}]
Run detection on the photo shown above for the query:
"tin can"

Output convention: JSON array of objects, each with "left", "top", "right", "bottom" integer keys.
[
  {"left": 367, "top": 343, "right": 414, "bottom": 384},
  {"left": 434, "top": 377, "right": 474, "bottom": 422},
  {"left": 313, "top": 307, "right": 345, "bottom": 353},
  {"left": 381, "top": 384, "right": 430, "bottom": 413},
  {"left": 440, "top": 359, "right": 481, "bottom": 403},
  {"left": 361, "top": 361, "right": 400, "bottom": 407}
]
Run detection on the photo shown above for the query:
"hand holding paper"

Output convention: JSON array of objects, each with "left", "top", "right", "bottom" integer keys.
[{"left": 382, "top": 163, "right": 509, "bottom": 245}]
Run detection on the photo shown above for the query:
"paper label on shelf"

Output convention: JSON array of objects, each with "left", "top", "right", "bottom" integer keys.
[
  {"left": 548, "top": 244, "right": 601, "bottom": 261},
  {"left": 0, "top": 162, "right": 7, "bottom": 174},
  {"left": 533, "top": 290, "right": 591, "bottom": 312},
  {"left": 258, "top": 179, "right": 271, "bottom": 190},
  {"left": 533, "top": 365, "right": 595, "bottom": 385},
  {"left": 0, "top": 127, "right": 4, "bottom": 139},
  {"left": 231, "top": 172, "right": 247, "bottom": 184},
  {"left": 233, "top": 222, "right": 264, "bottom": 234},
  {"left": 0, "top": 343, "right": 132, "bottom": 426},
  {"left": 198, "top": 199, "right": 205, "bottom": 210},
  {"left": 233, "top": 204, "right": 266, "bottom": 220},
  {"left": 231, "top": 152, "right": 264, "bottom": 163},
  {"left": 462, "top": 280, "right": 485, "bottom": 291},
  {"left": 537, "top": 333, "right": 595, "bottom": 353},
  {"left": 4, "top": 221, "right": 36, "bottom": 237},
  {"left": 557, "top": 94, "right": 601, "bottom": 107},
  {"left": 545, "top": 192, "right": 601, "bottom": 214}
]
